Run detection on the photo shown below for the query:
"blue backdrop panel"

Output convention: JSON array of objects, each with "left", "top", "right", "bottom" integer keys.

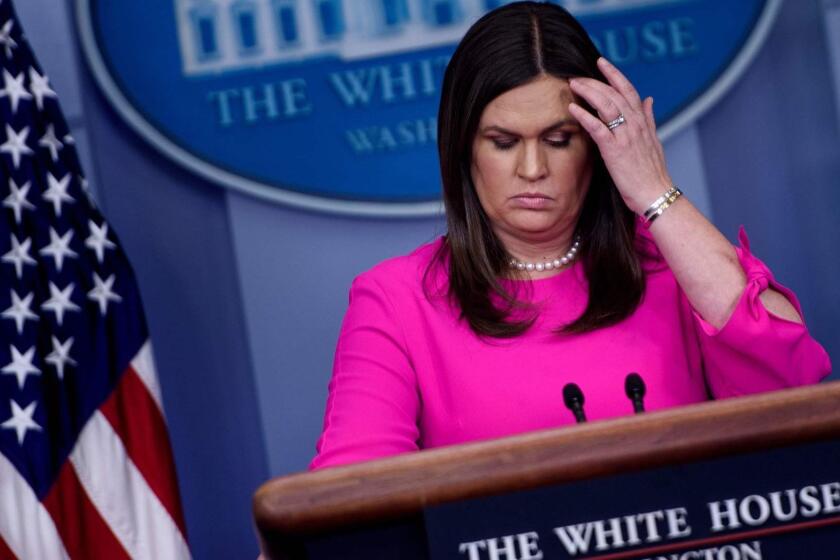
[{"left": 697, "top": 0, "right": 840, "bottom": 367}]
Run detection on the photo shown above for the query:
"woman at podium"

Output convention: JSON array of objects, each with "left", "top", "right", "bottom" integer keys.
[{"left": 309, "top": 2, "right": 830, "bottom": 470}]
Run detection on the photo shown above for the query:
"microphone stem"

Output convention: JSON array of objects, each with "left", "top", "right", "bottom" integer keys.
[{"left": 632, "top": 399, "right": 644, "bottom": 414}]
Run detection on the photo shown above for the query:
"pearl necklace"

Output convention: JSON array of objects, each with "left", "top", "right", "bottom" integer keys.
[{"left": 508, "top": 237, "right": 581, "bottom": 272}]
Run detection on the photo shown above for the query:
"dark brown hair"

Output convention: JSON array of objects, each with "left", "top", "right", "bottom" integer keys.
[{"left": 430, "top": 1, "right": 645, "bottom": 338}]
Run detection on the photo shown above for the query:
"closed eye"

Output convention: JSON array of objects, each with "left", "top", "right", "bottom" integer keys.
[
  {"left": 492, "top": 138, "right": 518, "bottom": 150},
  {"left": 490, "top": 134, "right": 572, "bottom": 151},
  {"left": 545, "top": 135, "right": 571, "bottom": 148}
]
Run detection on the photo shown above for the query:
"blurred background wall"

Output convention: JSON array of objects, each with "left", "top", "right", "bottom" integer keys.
[{"left": 15, "top": 0, "right": 840, "bottom": 557}]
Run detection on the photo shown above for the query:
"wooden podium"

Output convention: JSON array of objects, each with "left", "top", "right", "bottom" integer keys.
[{"left": 253, "top": 382, "right": 840, "bottom": 559}]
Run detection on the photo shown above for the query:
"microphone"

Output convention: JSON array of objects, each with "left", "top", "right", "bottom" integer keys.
[
  {"left": 563, "top": 383, "right": 587, "bottom": 423},
  {"left": 625, "top": 373, "right": 646, "bottom": 414}
]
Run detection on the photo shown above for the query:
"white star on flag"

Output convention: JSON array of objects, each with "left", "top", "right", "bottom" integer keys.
[
  {"left": 41, "top": 281, "right": 80, "bottom": 326},
  {"left": 2, "top": 178, "right": 34, "bottom": 224},
  {"left": 1, "top": 233, "right": 36, "bottom": 278},
  {"left": 1, "top": 400, "right": 42, "bottom": 445},
  {"left": 85, "top": 220, "right": 116, "bottom": 263},
  {"left": 42, "top": 171, "right": 74, "bottom": 217},
  {"left": 1, "top": 345, "right": 41, "bottom": 390},
  {"left": 0, "top": 69, "right": 31, "bottom": 113},
  {"left": 28, "top": 67, "right": 57, "bottom": 110},
  {"left": 0, "top": 20, "right": 16, "bottom": 59},
  {"left": 1, "top": 289, "right": 37, "bottom": 334},
  {"left": 38, "top": 123, "right": 63, "bottom": 162},
  {"left": 39, "top": 227, "right": 77, "bottom": 272},
  {"left": 88, "top": 272, "right": 122, "bottom": 315},
  {"left": 45, "top": 336, "right": 76, "bottom": 380},
  {"left": 78, "top": 175, "right": 97, "bottom": 207},
  {"left": 0, "top": 124, "right": 33, "bottom": 169}
]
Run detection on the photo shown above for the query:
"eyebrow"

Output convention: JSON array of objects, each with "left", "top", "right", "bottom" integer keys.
[{"left": 480, "top": 119, "right": 579, "bottom": 136}]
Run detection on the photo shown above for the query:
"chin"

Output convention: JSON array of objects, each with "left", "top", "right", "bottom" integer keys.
[{"left": 509, "top": 218, "right": 563, "bottom": 238}]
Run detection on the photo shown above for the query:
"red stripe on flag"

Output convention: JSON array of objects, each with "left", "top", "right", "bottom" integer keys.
[
  {"left": 0, "top": 535, "right": 16, "bottom": 560},
  {"left": 41, "top": 461, "right": 130, "bottom": 560},
  {"left": 100, "top": 366, "right": 188, "bottom": 536}
]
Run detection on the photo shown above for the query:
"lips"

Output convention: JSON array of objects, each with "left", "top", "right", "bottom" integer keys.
[
  {"left": 513, "top": 193, "right": 552, "bottom": 200},
  {"left": 511, "top": 193, "right": 553, "bottom": 209}
]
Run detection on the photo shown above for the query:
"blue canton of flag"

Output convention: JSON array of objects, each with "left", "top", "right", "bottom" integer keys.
[{"left": 0, "top": 1, "right": 190, "bottom": 558}]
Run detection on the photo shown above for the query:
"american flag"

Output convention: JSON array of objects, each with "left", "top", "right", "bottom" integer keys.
[{"left": 0, "top": 1, "right": 190, "bottom": 558}]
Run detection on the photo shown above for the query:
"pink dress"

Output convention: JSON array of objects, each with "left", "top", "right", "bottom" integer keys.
[{"left": 309, "top": 227, "right": 831, "bottom": 470}]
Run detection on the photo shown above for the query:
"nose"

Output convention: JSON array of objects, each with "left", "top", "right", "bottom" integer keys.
[{"left": 516, "top": 141, "right": 548, "bottom": 182}]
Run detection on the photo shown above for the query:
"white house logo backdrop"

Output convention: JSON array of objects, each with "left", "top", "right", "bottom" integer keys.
[{"left": 76, "top": 0, "right": 780, "bottom": 216}]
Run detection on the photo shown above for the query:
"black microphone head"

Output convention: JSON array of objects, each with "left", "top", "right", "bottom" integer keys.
[
  {"left": 563, "top": 382, "right": 584, "bottom": 408},
  {"left": 625, "top": 373, "right": 646, "bottom": 398}
]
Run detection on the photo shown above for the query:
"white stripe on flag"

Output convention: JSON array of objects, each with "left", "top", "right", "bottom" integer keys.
[
  {"left": 69, "top": 411, "right": 190, "bottom": 560},
  {"left": 130, "top": 341, "right": 163, "bottom": 412},
  {"left": 0, "top": 452, "right": 70, "bottom": 560}
]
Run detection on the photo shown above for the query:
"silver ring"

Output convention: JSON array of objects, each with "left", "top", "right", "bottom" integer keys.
[{"left": 606, "top": 114, "right": 626, "bottom": 131}]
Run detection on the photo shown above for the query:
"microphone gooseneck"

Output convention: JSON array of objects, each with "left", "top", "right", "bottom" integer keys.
[
  {"left": 625, "top": 372, "right": 647, "bottom": 414},
  {"left": 563, "top": 383, "right": 587, "bottom": 423}
]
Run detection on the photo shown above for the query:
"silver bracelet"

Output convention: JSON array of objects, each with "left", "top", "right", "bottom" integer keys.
[
  {"left": 642, "top": 186, "right": 682, "bottom": 226},
  {"left": 642, "top": 190, "right": 673, "bottom": 219}
]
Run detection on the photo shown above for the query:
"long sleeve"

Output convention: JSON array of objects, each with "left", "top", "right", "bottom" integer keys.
[
  {"left": 309, "top": 272, "right": 421, "bottom": 470},
  {"left": 689, "top": 228, "right": 831, "bottom": 397}
]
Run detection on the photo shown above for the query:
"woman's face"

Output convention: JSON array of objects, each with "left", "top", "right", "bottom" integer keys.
[{"left": 471, "top": 74, "right": 593, "bottom": 250}]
